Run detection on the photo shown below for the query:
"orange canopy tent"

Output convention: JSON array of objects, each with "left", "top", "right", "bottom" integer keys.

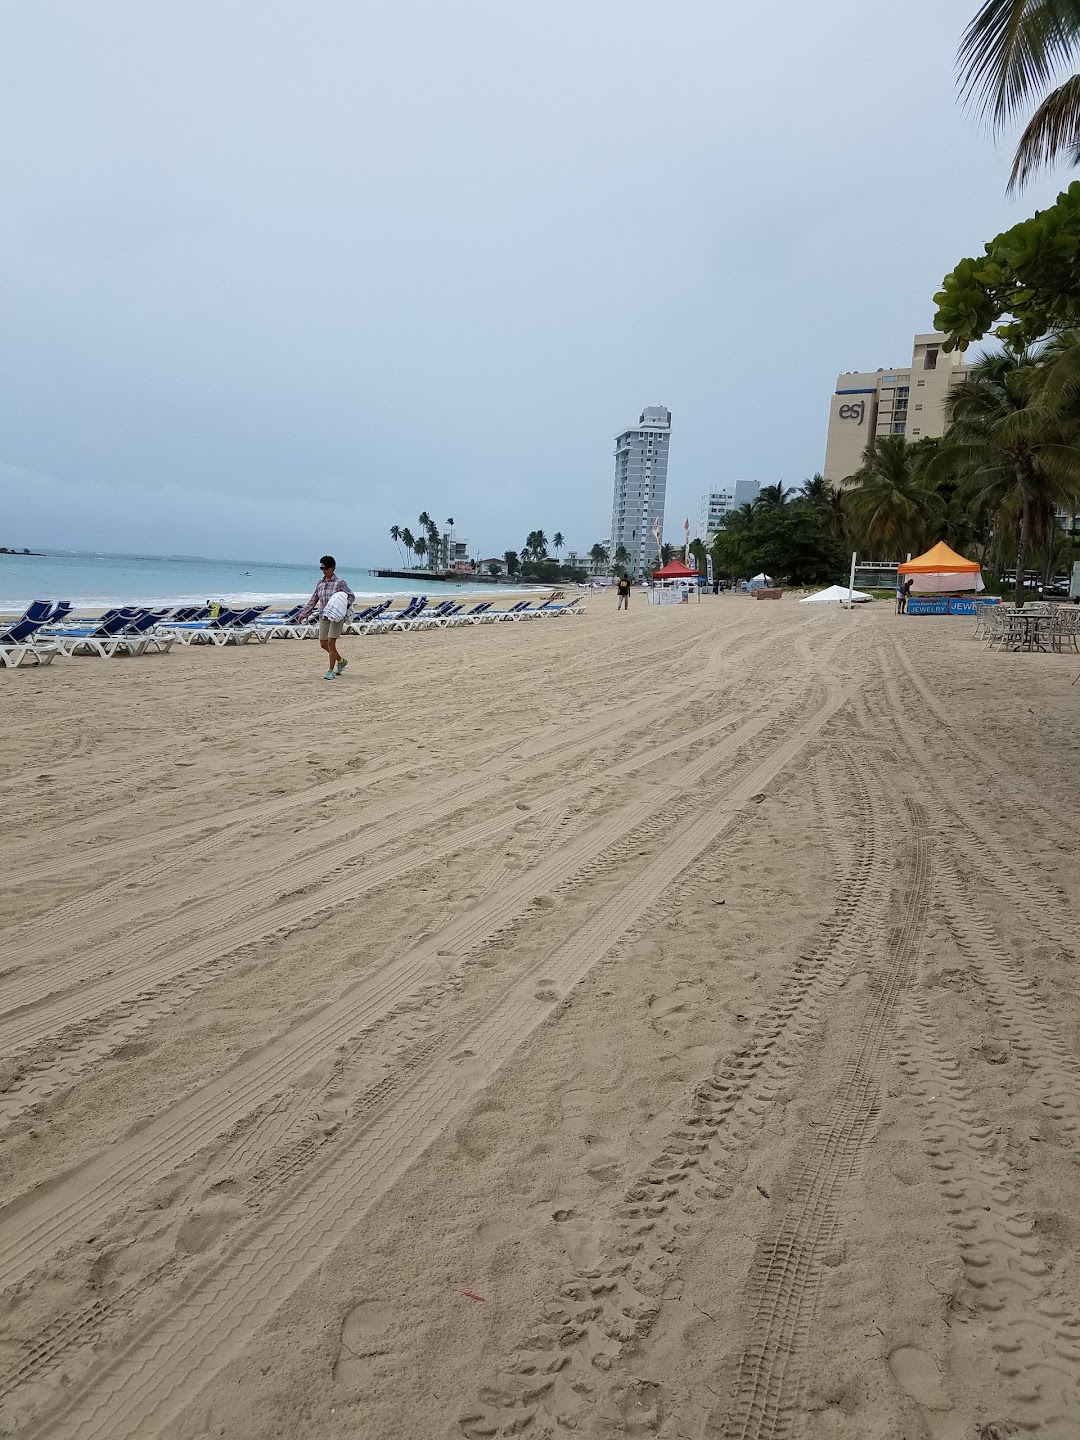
[{"left": 897, "top": 541, "right": 983, "bottom": 593}]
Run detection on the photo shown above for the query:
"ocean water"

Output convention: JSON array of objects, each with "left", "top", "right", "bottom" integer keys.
[{"left": 0, "top": 550, "right": 507, "bottom": 611}]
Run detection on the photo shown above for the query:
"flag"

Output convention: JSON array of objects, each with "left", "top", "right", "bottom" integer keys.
[
  {"left": 652, "top": 517, "right": 662, "bottom": 563},
  {"left": 684, "top": 517, "right": 691, "bottom": 564}
]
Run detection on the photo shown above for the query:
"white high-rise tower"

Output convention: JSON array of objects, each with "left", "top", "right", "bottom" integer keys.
[{"left": 610, "top": 406, "right": 671, "bottom": 577}]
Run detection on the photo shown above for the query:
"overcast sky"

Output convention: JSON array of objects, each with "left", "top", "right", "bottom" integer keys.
[{"left": 0, "top": 1, "right": 1067, "bottom": 565}]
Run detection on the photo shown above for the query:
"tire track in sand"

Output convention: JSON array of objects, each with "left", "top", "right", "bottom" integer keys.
[
  {"left": 0, "top": 682, "right": 819, "bottom": 1289},
  {"left": 896, "top": 999, "right": 1080, "bottom": 1437},
  {"left": 875, "top": 643, "right": 1076, "bottom": 960},
  {"left": 454, "top": 749, "right": 888, "bottom": 1438},
  {"left": 2, "top": 620, "right": 786, "bottom": 992},
  {"left": 719, "top": 792, "right": 931, "bottom": 1439},
  {"left": 3, "top": 625, "right": 711, "bottom": 870},
  {"left": 0, "top": 697, "right": 769, "bottom": 1074},
  {"left": 3, "top": 649, "right": 709, "bottom": 968},
  {"left": 16, "top": 680, "right": 852, "bottom": 1440}
]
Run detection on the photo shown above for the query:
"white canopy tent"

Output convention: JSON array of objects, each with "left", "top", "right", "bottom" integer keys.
[{"left": 799, "top": 584, "right": 873, "bottom": 605}]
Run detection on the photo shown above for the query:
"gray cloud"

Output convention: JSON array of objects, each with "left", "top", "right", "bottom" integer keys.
[{"left": 0, "top": 0, "right": 1065, "bottom": 563}]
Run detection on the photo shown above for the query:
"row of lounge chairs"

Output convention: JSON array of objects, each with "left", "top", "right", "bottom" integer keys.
[{"left": 0, "top": 595, "right": 583, "bottom": 667}]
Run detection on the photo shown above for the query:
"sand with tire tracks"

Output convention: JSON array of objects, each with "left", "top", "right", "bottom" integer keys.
[{"left": 1, "top": 595, "right": 1079, "bottom": 1439}]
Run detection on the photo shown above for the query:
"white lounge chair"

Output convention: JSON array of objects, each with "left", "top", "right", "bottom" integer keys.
[{"left": 0, "top": 641, "right": 60, "bottom": 667}]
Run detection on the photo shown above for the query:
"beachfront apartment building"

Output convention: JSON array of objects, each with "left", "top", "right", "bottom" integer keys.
[
  {"left": 696, "top": 481, "right": 761, "bottom": 541},
  {"left": 611, "top": 406, "right": 671, "bottom": 577},
  {"left": 436, "top": 533, "right": 470, "bottom": 569},
  {"left": 823, "top": 332, "right": 971, "bottom": 485}
]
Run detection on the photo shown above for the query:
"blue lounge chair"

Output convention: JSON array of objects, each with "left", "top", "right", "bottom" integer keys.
[
  {"left": 157, "top": 607, "right": 260, "bottom": 646},
  {"left": 0, "top": 611, "right": 51, "bottom": 645}
]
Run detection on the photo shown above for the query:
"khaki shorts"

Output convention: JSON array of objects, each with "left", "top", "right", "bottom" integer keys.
[{"left": 319, "top": 616, "right": 344, "bottom": 640}]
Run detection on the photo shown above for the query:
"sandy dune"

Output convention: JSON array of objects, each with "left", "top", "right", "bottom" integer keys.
[{"left": 2, "top": 596, "right": 1079, "bottom": 1439}]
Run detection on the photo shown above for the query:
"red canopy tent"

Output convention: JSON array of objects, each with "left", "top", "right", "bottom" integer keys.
[{"left": 652, "top": 559, "right": 700, "bottom": 580}]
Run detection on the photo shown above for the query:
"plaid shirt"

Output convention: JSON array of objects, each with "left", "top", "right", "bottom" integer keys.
[{"left": 299, "top": 574, "right": 355, "bottom": 619}]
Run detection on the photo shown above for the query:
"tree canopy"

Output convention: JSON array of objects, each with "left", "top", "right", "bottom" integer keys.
[{"left": 934, "top": 180, "right": 1080, "bottom": 348}]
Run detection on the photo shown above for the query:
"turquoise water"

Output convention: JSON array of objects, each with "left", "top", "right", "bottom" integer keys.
[{"left": 0, "top": 551, "right": 505, "bottom": 611}]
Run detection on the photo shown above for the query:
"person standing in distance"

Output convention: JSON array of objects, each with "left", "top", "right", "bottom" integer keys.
[
  {"left": 298, "top": 555, "right": 355, "bottom": 679},
  {"left": 616, "top": 572, "right": 631, "bottom": 612}
]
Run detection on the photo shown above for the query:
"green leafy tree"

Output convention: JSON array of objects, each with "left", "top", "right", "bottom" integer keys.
[
  {"left": 711, "top": 502, "right": 847, "bottom": 586},
  {"left": 589, "top": 542, "right": 609, "bottom": 574},
  {"left": 935, "top": 181, "right": 1080, "bottom": 348},
  {"left": 487, "top": 561, "right": 501, "bottom": 576},
  {"left": 937, "top": 343, "right": 1080, "bottom": 602},
  {"left": 958, "top": 0, "right": 1080, "bottom": 192},
  {"left": 689, "top": 537, "right": 706, "bottom": 573},
  {"left": 401, "top": 527, "right": 415, "bottom": 567},
  {"left": 613, "top": 543, "right": 630, "bottom": 571},
  {"left": 504, "top": 549, "right": 519, "bottom": 576},
  {"left": 844, "top": 434, "right": 945, "bottom": 560},
  {"left": 552, "top": 531, "right": 565, "bottom": 559},
  {"left": 413, "top": 535, "right": 428, "bottom": 566}
]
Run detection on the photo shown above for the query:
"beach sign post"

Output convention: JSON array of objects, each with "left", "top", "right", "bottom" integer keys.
[{"left": 843, "top": 551, "right": 857, "bottom": 609}]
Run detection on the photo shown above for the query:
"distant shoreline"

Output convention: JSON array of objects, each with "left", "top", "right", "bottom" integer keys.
[
  {"left": 0, "top": 549, "right": 44, "bottom": 557},
  {"left": 370, "top": 568, "right": 537, "bottom": 585}
]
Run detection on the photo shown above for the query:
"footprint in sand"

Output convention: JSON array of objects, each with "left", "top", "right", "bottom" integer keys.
[
  {"left": 648, "top": 983, "right": 704, "bottom": 1038},
  {"left": 174, "top": 1198, "right": 246, "bottom": 1257},
  {"left": 560, "top": 1086, "right": 619, "bottom": 1179},
  {"left": 888, "top": 1346, "right": 952, "bottom": 1411},
  {"left": 333, "top": 1300, "right": 394, "bottom": 1388}
]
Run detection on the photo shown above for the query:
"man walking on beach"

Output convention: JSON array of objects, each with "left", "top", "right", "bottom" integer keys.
[
  {"left": 298, "top": 555, "right": 355, "bottom": 679},
  {"left": 617, "top": 573, "right": 631, "bottom": 612}
]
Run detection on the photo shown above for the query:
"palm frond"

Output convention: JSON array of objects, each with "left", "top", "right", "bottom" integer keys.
[
  {"left": 958, "top": 0, "right": 1080, "bottom": 126},
  {"left": 1007, "top": 69, "right": 1080, "bottom": 186}
]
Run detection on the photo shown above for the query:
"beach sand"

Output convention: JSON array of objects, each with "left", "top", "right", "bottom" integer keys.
[{"left": 2, "top": 596, "right": 1079, "bottom": 1439}]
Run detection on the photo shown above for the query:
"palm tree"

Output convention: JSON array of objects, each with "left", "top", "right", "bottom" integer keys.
[
  {"left": 844, "top": 434, "right": 944, "bottom": 560},
  {"left": 589, "top": 542, "right": 609, "bottom": 575},
  {"left": 413, "top": 535, "right": 428, "bottom": 567},
  {"left": 613, "top": 543, "right": 630, "bottom": 572},
  {"left": 552, "top": 531, "right": 565, "bottom": 560},
  {"left": 798, "top": 473, "right": 829, "bottom": 505},
  {"left": 390, "top": 525, "right": 404, "bottom": 563},
  {"left": 823, "top": 487, "right": 850, "bottom": 546},
  {"left": 753, "top": 482, "right": 790, "bottom": 510},
  {"left": 958, "top": 1, "right": 1080, "bottom": 191},
  {"left": 504, "top": 549, "right": 519, "bottom": 576},
  {"left": 939, "top": 343, "right": 1080, "bottom": 602},
  {"left": 401, "top": 527, "right": 415, "bottom": 567}
]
